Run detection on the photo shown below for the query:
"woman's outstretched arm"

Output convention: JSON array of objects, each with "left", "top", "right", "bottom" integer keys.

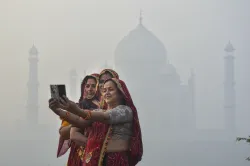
[
  {"left": 54, "top": 108, "right": 92, "bottom": 129},
  {"left": 72, "top": 105, "right": 133, "bottom": 124}
]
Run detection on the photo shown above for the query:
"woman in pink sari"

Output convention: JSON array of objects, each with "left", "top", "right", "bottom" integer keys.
[
  {"left": 49, "top": 78, "right": 143, "bottom": 166},
  {"left": 57, "top": 73, "right": 100, "bottom": 166}
]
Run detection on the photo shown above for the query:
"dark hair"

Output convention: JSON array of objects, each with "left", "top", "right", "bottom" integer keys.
[
  {"left": 79, "top": 75, "right": 98, "bottom": 102},
  {"left": 84, "top": 75, "right": 97, "bottom": 84},
  {"left": 79, "top": 99, "right": 99, "bottom": 110},
  {"left": 99, "top": 72, "right": 113, "bottom": 83},
  {"left": 103, "top": 79, "right": 126, "bottom": 105}
]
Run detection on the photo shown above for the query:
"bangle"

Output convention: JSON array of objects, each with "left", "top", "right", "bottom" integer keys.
[
  {"left": 83, "top": 110, "right": 92, "bottom": 120},
  {"left": 61, "top": 112, "right": 70, "bottom": 120},
  {"left": 65, "top": 112, "right": 70, "bottom": 118}
]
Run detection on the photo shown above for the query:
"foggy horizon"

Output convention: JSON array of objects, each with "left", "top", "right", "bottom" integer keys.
[{"left": 1, "top": 0, "right": 250, "bottom": 165}]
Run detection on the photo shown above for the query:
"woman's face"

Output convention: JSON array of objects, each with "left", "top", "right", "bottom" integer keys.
[
  {"left": 99, "top": 73, "right": 113, "bottom": 95},
  {"left": 84, "top": 78, "right": 97, "bottom": 99},
  {"left": 102, "top": 80, "right": 122, "bottom": 104}
]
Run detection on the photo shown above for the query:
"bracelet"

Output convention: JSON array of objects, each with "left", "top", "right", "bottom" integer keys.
[
  {"left": 83, "top": 110, "right": 92, "bottom": 120},
  {"left": 61, "top": 112, "right": 70, "bottom": 120},
  {"left": 65, "top": 112, "right": 70, "bottom": 118}
]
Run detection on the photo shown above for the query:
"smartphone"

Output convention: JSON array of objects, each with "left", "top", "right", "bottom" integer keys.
[{"left": 50, "top": 84, "right": 67, "bottom": 100}]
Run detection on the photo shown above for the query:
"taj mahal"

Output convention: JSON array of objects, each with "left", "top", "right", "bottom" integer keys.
[{"left": 3, "top": 15, "right": 248, "bottom": 166}]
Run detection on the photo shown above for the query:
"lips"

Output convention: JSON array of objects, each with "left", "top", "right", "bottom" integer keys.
[
  {"left": 105, "top": 95, "right": 111, "bottom": 99},
  {"left": 87, "top": 92, "right": 94, "bottom": 95}
]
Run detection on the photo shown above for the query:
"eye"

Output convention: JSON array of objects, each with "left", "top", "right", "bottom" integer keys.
[
  {"left": 85, "top": 85, "right": 90, "bottom": 88},
  {"left": 91, "top": 85, "right": 96, "bottom": 88}
]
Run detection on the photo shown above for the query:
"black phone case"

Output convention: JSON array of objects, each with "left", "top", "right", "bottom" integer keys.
[{"left": 50, "top": 84, "right": 66, "bottom": 100}]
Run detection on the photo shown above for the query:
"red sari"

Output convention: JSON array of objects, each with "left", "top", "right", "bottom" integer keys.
[
  {"left": 57, "top": 73, "right": 100, "bottom": 166},
  {"left": 99, "top": 69, "right": 119, "bottom": 109},
  {"left": 83, "top": 78, "right": 143, "bottom": 166}
]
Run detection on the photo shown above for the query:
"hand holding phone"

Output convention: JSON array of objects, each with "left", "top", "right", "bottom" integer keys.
[{"left": 50, "top": 84, "right": 67, "bottom": 100}]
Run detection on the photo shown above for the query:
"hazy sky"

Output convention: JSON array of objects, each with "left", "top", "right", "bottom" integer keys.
[{"left": 0, "top": 0, "right": 250, "bottom": 133}]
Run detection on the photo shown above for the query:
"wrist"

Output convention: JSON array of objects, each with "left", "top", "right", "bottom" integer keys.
[
  {"left": 73, "top": 107, "right": 82, "bottom": 116},
  {"left": 54, "top": 108, "right": 61, "bottom": 115},
  {"left": 82, "top": 110, "right": 92, "bottom": 120}
]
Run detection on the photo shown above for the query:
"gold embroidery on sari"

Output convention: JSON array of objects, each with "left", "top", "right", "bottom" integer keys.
[
  {"left": 112, "top": 78, "right": 125, "bottom": 95},
  {"left": 85, "top": 151, "right": 93, "bottom": 163},
  {"left": 77, "top": 146, "right": 85, "bottom": 161},
  {"left": 100, "top": 99, "right": 105, "bottom": 109},
  {"left": 98, "top": 127, "right": 112, "bottom": 166},
  {"left": 100, "top": 69, "right": 116, "bottom": 78}
]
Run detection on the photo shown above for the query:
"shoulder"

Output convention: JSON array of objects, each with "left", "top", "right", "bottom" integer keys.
[
  {"left": 93, "top": 108, "right": 105, "bottom": 112},
  {"left": 79, "top": 99, "right": 91, "bottom": 108},
  {"left": 110, "top": 105, "right": 133, "bottom": 115},
  {"left": 79, "top": 99, "right": 99, "bottom": 109},
  {"left": 116, "top": 105, "right": 132, "bottom": 112},
  {"left": 61, "top": 120, "right": 70, "bottom": 127},
  {"left": 107, "top": 105, "right": 133, "bottom": 123}
]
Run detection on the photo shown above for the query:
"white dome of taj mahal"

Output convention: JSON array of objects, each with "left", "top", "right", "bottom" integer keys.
[{"left": 114, "top": 16, "right": 167, "bottom": 78}]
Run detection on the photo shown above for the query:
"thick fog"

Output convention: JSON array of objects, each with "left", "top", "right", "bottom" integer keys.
[{"left": 0, "top": 0, "right": 250, "bottom": 165}]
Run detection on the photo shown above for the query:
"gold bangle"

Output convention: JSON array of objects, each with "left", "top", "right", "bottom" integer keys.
[
  {"left": 83, "top": 110, "right": 91, "bottom": 120},
  {"left": 65, "top": 112, "right": 70, "bottom": 119}
]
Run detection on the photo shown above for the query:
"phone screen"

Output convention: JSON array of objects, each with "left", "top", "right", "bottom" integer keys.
[{"left": 50, "top": 84, "right": 66, "bottom": 100}]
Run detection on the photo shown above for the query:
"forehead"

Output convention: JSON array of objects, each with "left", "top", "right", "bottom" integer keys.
[
  {"left": 103, "top": 80, "right": 116, "bottom": 88},
  {"left": 100, "top": 73, "right": 112, "bottom": 81},
  {"left": 86, "top": 78, "right": 96, "bottom": 84}
]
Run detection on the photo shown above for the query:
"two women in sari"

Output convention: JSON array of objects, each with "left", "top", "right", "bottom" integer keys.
[
  {"left": 57, "top": 73, "right": 100, "bottom": 166},
  {"left": 53, "top": 69, "right": 143, "bottom": 165},
  {"left": 57, "top": 69, "right": 119, "bottom": 165}
]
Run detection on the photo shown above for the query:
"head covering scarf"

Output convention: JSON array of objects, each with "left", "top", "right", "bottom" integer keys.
[
  {"left": 56, "top": 73, "right": 100, "bottom": 162},
  {"left": 83, "top": 78, "right": 143, "bottom": 166},
  {"left": 99, "top": 69, "right": 119, "bottom": 80},
  {"left": 99, "top": 69, "right": 119, "bottom": 109},
  {"left": 109, "top": 78, "right": 143, "bottom": 165}
]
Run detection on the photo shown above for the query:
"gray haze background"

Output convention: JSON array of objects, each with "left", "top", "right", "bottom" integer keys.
[{"left": 0, "top": 0, "right": 250, "bottom": 165}]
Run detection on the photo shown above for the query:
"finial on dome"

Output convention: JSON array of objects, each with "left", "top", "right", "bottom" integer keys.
[
  {"left": 29, "top": 44, "right": 38, "bottom": 55},
  {"left": 139, "top": 9, "right": 143, "bottom": 25},
  {"left": 224, "top": 41, "right": 235, "bottom": 52}
]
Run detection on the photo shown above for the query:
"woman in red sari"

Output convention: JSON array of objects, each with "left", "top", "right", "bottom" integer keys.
[
  {"left": 57, "top": 73, "right": 100, "bottom": 166},
  {"left": 49, "top": 78, "right": 143, "bottom": 166},
  {"left": 98, "top": 69, "right": 119, "bottom": 109}
]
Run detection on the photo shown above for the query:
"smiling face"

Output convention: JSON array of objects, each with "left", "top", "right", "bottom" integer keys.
[
  {"left": 99, "top": 72, "right": 113, "bottom": 95},
  {"left": 84, "top": 78, "right": 97, "bottom": 99},
  {"left": 102, "top": 80, "right": 123, "bottom": 105}
]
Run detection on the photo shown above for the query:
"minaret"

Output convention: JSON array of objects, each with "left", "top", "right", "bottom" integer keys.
[
  {"left": 69, "top": 69, "right": 77, "bottom": 101},
  {"left": 139, "top": 10, "right": 143, "bottom": 25},
  {"left": 27, "top": 45, "right": 39, "bottom": 125},
  {"left": 224, "top": 41, "right": 236, "bottom": 132},
  {"left": 188, "top": 68, "right": 196, "bottom": 129}
]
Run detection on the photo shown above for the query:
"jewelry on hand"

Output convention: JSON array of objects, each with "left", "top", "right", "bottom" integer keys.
[{"left": 83, "top": 110, "right": 92, "bottom": 120}]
